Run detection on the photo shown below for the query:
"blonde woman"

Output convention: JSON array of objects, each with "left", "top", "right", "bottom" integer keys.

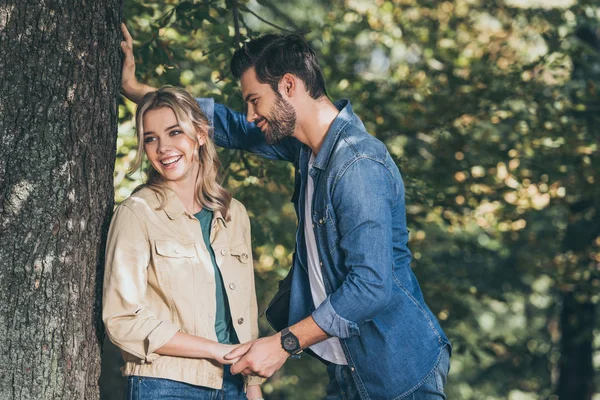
[{"left": 103, "top": 86, "right": 263, "bottom": 400}]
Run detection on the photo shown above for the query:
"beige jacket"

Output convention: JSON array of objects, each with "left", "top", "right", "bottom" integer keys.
[{"left": 102, "top": 186, "right": 261, "bottom": 388}]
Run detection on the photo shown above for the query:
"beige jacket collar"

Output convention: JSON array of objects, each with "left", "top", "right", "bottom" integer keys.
[{"left": 160, "top": 189, "right": 227, "bottom": 227}]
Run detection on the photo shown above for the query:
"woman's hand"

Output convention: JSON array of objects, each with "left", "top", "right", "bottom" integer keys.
[
  {"left": 119, "top": 23, "right": 156, "bottom": 103},
  {"left": 210, "top": 343, "right": 242, "bottom": 365}
]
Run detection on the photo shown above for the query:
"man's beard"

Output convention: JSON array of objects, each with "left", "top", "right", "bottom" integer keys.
[{"left": 263, "top": 93, "right": 297, "bottom": 144}]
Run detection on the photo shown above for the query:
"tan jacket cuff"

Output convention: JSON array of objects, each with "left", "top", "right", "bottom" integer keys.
[
  {"left": 145, "top": 322, "right": 180, "bottom": 362},
  {"left": 245, "top": 375, "right": 265, "bottom": 386}
]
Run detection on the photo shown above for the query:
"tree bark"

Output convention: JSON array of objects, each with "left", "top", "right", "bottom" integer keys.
[
  {"left": 0, "top": 1, "right": 122, "bottom": 398},
  {"left": 555, "top": 26, "right": 600, "bottom": 399},
  {"left": 557, "top": 293, "right": 595, "bottom": 400}
]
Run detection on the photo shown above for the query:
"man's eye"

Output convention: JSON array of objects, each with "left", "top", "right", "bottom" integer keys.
[{"left": 251, "top": 98, "right": 258, "bottom": 105}]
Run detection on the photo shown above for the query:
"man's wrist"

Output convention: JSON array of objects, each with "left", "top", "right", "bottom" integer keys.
[{"left": 280, "top": 327, "right": 303, "bottom": 356}]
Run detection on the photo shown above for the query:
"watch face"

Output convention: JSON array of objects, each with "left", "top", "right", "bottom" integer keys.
[{"left": 283, "top": 336, "right": 298, "bottom": 351}]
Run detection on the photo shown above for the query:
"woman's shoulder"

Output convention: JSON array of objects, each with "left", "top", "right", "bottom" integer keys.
[
  {"left": 228, "top": 198, "right": 248, "bottom": 218},
  {"left": 116, "top": 186, "right": 158, "bottom": 215},
  {"left": 226, "top": 198, "right": 250, "bottom": 232}
]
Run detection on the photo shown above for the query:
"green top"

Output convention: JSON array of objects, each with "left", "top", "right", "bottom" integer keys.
[{"left": 194, "top": 209, "right": 238, "bottom": 344}]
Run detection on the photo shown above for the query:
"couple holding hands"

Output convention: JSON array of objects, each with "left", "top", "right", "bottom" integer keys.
[{"left": 103, "top": 25, "right": 451, "bottom": 400}]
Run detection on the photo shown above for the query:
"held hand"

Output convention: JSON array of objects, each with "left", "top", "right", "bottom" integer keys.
[
  {"left": 226, "top": 334, "right": 290, "bottom": 378},
  {"left": 224, "top": 341, "right": 254, "bottom": 361},
  {"left": 211, "top": 343, "right": 241, "bottom": 365}
]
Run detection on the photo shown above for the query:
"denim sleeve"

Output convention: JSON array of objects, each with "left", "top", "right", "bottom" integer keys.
[
  {"left": 196, "top": 98, "right": 300, "bottom": 162},
  {"left": 312, "top": 157, "right": 398, "bottom": 339}
]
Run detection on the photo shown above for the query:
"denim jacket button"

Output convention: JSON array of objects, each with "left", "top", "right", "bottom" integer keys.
[
  {"left": 319, "top": 219, "right": 323, "bottom": 224},
  {"left": 350, "top": 367, "right": 355, "bottom": 372}
]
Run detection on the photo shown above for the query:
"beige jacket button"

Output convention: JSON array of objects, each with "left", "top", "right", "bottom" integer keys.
[
  {"left": 229, "top": 283, "right": 236, "bottom": 290},
  {"left": 173, "top": 248, "right": 180, "bottom": 254},
  {"left": 241, "top": 253, "right": 249, "bottom": 260},
  {"left": 220, "top": 249, "right": 228, "bottom": 256},
  {"left": 237, "top": 318, "right": 244, "bottom": 325}
]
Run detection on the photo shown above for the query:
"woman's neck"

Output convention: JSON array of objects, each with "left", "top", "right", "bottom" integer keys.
[{"left": 167, "top": 180, "right": 201, "bottom": 214}]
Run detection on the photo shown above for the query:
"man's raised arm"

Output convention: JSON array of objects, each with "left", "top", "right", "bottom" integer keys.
[{"left": 120, "top": 24, "right": 299, "bottom": 162}]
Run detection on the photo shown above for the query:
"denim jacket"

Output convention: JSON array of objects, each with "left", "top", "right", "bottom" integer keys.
[{"left": 198, "top": 98, "right": 450, "bottom": 399}]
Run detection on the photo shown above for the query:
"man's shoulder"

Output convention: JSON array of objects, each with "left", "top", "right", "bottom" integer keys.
[{"left": 334, "top": 118, "right": 390, "bottom": 166}]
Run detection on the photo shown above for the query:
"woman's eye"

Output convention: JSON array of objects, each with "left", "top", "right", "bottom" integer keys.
[
  {"left": 144, "top": 136, "right": 156, "bottom": 144},
  {"left": 170, "top": 130, "right": 183, "bottom": 136}
]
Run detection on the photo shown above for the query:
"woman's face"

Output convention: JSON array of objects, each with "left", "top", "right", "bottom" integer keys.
[{"left": 142, "top": 106, "right": 204, "bottom": 184}]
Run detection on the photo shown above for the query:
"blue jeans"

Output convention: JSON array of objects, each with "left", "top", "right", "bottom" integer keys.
[
  {"left": 127, "top": 365, "right": 246, "bottom": 400},
  {"left": 325, "top": 345, "right": 450, "bottom": 400}
]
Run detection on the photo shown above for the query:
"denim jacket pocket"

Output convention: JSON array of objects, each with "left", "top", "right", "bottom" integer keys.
[{"left": 312, "top": 206, "right": 338, "bottom": 253}]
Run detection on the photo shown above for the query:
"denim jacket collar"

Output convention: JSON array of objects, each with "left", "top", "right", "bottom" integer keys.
[{"left": 311, "top": 99, "right": 354, "bottom": 171}]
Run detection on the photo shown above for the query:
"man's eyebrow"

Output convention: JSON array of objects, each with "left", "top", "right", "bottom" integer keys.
[
  {"left": 244, "top": 92, "right": 257, "bottom": 102},
  {"left": 144, "top": 124, "right": 180, "bottom": 136}
]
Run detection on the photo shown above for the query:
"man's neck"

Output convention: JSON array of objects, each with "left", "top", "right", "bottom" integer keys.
[{"left": 294, "top": 97, "right": 339, "bottom": 155}]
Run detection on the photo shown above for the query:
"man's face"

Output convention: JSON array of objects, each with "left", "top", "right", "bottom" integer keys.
[{"left": 241, "top": 67, "right": 296, "bottom": 144}]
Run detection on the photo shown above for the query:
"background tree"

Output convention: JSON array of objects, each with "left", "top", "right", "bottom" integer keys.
[
  {"left": 0, "top": 1, "right": 123, "bottom": 399},
  {"left": 111, "top": 0, "right": 599, "bottom": 399}
]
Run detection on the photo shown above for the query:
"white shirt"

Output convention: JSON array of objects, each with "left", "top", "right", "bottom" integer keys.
[{"left": 304, "top": 152, "right": 348, "bottom": 365}]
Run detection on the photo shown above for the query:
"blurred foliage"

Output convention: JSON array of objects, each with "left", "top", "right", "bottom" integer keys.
[{"left": 113, "top": 0, "right": 600, "bottom": 398}]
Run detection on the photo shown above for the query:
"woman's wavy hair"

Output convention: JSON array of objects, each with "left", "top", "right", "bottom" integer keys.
[{"left": 129, "top": 86, "right": 232, "bottom": 220}]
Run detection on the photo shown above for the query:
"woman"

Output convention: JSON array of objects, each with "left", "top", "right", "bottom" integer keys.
[{"left": 103, "top": 86, "right": 263, "bottom": 400}]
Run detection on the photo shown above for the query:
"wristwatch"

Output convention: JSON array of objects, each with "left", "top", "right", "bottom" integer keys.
[{"left": 280, "top": 327, "right": 303, "bottom": 355}]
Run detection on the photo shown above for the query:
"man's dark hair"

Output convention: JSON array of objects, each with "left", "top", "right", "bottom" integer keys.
[{"left": 231, "top": 34, "right": 328, "bottom": 99}]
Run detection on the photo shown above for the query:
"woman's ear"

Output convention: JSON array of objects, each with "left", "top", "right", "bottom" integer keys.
[{"left": 196, "top": 132, "right": 206, "bottom": 147}]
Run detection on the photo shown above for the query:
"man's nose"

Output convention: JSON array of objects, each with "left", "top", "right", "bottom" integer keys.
[{"left": 246, "top": 104, "right": 257, "bottom": 123}]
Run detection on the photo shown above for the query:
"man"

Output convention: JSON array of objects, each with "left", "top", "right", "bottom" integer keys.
[{"left": 121, "top": 25, "right": 451, "bottom": 400}]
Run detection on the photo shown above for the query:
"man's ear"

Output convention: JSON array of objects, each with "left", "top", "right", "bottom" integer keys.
[{"left": 279, "top": 73, "right": 296, "bottom": 98}]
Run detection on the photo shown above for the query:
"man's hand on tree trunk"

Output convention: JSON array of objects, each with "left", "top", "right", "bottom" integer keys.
[{"left": 120, "top": 23, "right": 156, "bottom": 104}]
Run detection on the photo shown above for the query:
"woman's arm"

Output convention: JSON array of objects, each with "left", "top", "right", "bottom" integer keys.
[
  {"left": 103, "top": 203, "right": 234, "bottom": 364},
  {"left": 156, "top": 332, "right": 239, "bottom": 365}
]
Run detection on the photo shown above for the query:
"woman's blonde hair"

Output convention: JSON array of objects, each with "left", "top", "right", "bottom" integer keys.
[{"left": 129, "top": 86, "right": 232, "bottom": 219}]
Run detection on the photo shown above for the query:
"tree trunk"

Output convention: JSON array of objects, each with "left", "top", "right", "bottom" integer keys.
[
  {"left": 0, "top": 1, "right": 122, "bottom": 398},
  {"left": 557, "top": 293, "right": 595, "bottom": 400}
]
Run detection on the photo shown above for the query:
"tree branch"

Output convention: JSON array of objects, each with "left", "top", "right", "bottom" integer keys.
[
  {"left": 231, "top": 0, "right": 241, "bottom": 47},
  {"left": 257, "top": 0, "right": 300, "bottom": 31},
  {"left": 241, "top": 5, "right": 295, "bottom": 33}
]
